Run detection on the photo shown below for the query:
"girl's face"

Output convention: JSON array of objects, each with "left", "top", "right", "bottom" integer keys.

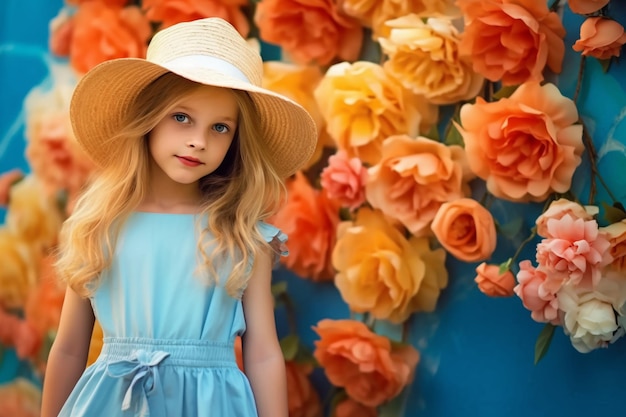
[{"left": 148, "top": 85, "right": 238, "bottom": 187}]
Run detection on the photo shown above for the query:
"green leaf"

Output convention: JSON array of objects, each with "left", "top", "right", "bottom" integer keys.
[
  {"left": 271, "top": 281, "right": 288, "bottom": 298},
  {"left": 423, "top": 123, "right": 440, "bottom": 142},
  {"left": 497, "top": 217, "right": 524, "bottom": 240},
  {"left": 599, "top": 58, "right": 612, "bottom": 73},
  {"left": 602, "top": 201, "right": 626, "bottom": 224},
  {"left": 279, "top": 334, "right": 300, "bottom": 361},
  {"left": 379, "top": 385, "right": 411, "bottom": 417},
  {"left": 498, "top": 258, "right": 512, "bottom": 275},
  {"left": 492, "top": 84, "right": 519, "bottom": 100},
  {"left": 444, "top": 123, "right": 464, "bottom": 147},
  {"left": 534, "top": 323, "right": 555, "bottom": 365}
]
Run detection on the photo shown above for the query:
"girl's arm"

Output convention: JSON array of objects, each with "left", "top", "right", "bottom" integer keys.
[
  {"left": 41, "top": 287, "right": 95, "bottom": 417},
  {"left": 242, "top": 249, "right": 288, "bottom": 417}
]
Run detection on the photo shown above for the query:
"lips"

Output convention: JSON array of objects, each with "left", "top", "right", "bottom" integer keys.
[{"left": 176, "top": 156, "right": 203, "bottom": 167}]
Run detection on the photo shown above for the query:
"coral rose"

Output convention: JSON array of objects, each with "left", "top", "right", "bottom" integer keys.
[
  {"left": 457, "top": 82, "right": 584, "bottom": 202},
  {"left": 271, "top": 172, "right": 340, "bottom": 281},
  {"left": 262, "top": 62, "right": 334, "bottom": 168},
  {"left": 431, "top": 198, "right": 497, "bottom": 262},
  {"left": 0, "top": 169, "right": 23, "bottom": 206},
  {"left": 0, "top": 378, "right": 41, "bottom": 417},
  {"left": 535, "top": 198, "right": 596, "bottom": 238},
  {"left": 315, "top": 61, "right": 438, "bottom": 165},
  {"left": 380, "top": 15, "right": 483, "bottom": 105},
  {"left": 333, "top": 208, "right": 448, "bottom": 323},
  {"left": 69, "top": 2, "right": 151, "bottom": 74},
  {"left": 568, "top": 0, "right": 609, "bottom": 15},
  {"left": 320, "top": 150, "right": 368, "bottom": 211},
  {"left": 601, "top": 220, "right": 626, "bottom": 272},
  {"left": 514, "top": 260, "right": 560, "bottom": 324},
  {"left": 143, "top": 0, "right": 249, "bottom": 36},
  {"left": 457, "top": 0, "right": 565, "bottom": 85},
  {"left": 333, "top": 397, "right": 377, "bottom": 417},
  {"left": 254, "top": 0, "right": 363, "bottom": 66},
  {"left": 573, "top": 17, "right": 626, "bottom": 60},
  {"left": 285, "top": 361, "right": 323, "bottom": 417},
  {"left": 474, "top": 263, "right": 515, "bottom": 297},
  {"left": 366, "top": 135, "right": 471, "bottom": 236},
  {"left": 313, "top": 319, "right": 419, "bottom": 407}
]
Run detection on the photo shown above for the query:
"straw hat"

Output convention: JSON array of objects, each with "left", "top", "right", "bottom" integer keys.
[{"left": 70, "top": 17, "right": 317, "bottom": 178}]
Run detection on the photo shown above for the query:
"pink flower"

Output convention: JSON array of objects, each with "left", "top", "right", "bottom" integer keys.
[
  {"left": 535, "top": 198, "right": 596, "bottom": 238},
  {"left": 536, "top": 214, "right": 612, "bottom": 289},
  {"left": 320, "top": 150, "right": 368, "bottom": 210},
  {"left": 514, "top": 260, "right": 560, "bottom": 324}
]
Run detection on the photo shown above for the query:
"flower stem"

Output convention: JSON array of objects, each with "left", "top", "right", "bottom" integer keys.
[
  {"left": 548, "top": 0, "right": 561, "bottom": 12},
  {"left": 573, "top": 56, "right": 586, "bottom": 104},
  {"left": 581, "top": 123, "right": 619, "bottom": 204},
  {"left": 510, "top": 226, "right": 538, "bottom": 265}
]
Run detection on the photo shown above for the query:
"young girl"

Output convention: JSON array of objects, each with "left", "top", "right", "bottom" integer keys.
[{"left": 40, "top": 17, "right": 316, "bottom": 417}]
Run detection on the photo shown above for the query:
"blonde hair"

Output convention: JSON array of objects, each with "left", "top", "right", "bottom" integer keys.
[{"left": 55, "top": 73, "right": 285, "bottom": 298}]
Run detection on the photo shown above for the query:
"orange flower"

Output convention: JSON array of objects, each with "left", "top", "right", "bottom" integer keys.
[
  {"left": 24, "top": 255, "right": 65, "bottom": 339},
  {"left": 69, "top": 2, "right": 151, "bottom": 74},
  {"left": 380, "top": 15, "right": 483, "bottom": 105},
  {"left": 601, "top": 220, "right": 626, "bottom": 273},
  {"left": 315, "top": 61, "right": 438, "bottom": 165},
  {"left": 457, "top": 0, "right": 565, "bottom": 85},
  {"left": 457, "top": 82, "right": 583, "bottom": 202},
  {"left": 67, "top": 0, "right": 129, "bottom": 6},
  {"left": 313, "top": 319, "right": 419, "bottom": 407},
  {"left": 333, "top": 208, "right": 448, "bottom": 322},
  {"left": 262, "top": 62, "right": 334, "bottom": 168},
  {"left": 0, "top": 228, "right": 38, "bottom": 310},
  {"left": 87, "top": 321, "right": 104, "bottom": 366},
  {"left": 0, "top": 378, "right": 41, "bottom": 417},
  {"left": 285, "top": 361, "right": 323, "bottom": 417},
  {"left": 143, "top": 0, "right": 249, "bottom": 36},
  {"left": 366, "top": 135, "right": 470, "bottom": 236},
  {"left": 474, "top": 262, "right": 516, "bottom": 297},
  {"left": 271, "top": 172, "right": 340, "bottom": 281},
  {"left": 234, "top": 335, "right": 244, "bottom": 371},
  {"left": 332, "top": 397, "right": 377, "bottom": 417},
  {"left": 431, "top": 198, "right": 497, "bottom": 263},
  {"left": 49, "top": 9, "right": 74, "bottom": 57},
  {"left": 339, "top": 0, "right": 458, "bottom": 37},
  {"left": 254, "top": 0, "right": 363, "bottom": 66},
  {"left": 573, "top": 17, "right": 626, "bottom": 60},
  {"left": 568, "top": 0, "right": 609, "bottom": 15},
  {"left": 0, "top": 169, "right": 23, "bottom": 206}
]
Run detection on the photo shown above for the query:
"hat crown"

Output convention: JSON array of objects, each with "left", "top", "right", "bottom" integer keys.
[{"left": 146, "top": 18, "right": 263, "bottom": 86}]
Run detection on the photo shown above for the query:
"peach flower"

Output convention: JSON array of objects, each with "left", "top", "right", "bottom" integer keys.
[
  {"left": 573, "top": 17, "right": 626, "bottom": 60},
  {"left": 24, "top": 255, "right": 65, "bottom": 339},
  {"left": 366, "top": 135, "right": 470, "bottom": 236},
  {"left": 0, "top": 309, "right": 41, "bottom": 360},
  {"left": 69, "top": 2, "right": 151, "bottom": 74},
  {"left": 254, "top": 0, "right": 363, "bottom": 66},
  {"left": 143, "top": 0, "right": 249, "bottom": 36},
  {"left": 0, "top": 169, "right": 23, "bottom": 206},
  {"left": 0, "top": 228, "right": 38, "bottom": 310},
  {"left": 262, "top": 62, "right": 334, "bottom": 168},
  {"left": 271, "top": 172, "right": 340, "bottom": 281},
  {"left": 0, "top": 379, "right": 41, "bottom": 417},
  {"left": 536, "top": 214, "right": 612, "bottom": 290},
  {"left": 333, "top": 208, "right": 448, "bottom": 323},
  {"left": 514, "top": 260, "right": 560, "bottom": 324},
  {"left": 313, "top": 319, "right": 419, "bottom": 407},
  {"left": 431, "top": 198, "right": 497, "bottom": 262},
  {"left": 474, "top": 263, "right": 516, "bottom": 297},
  {"left": 320, "top": 150, "right": 368, "bottom": 210},
  {"left": 340, "top": 0, "right": 458, "bottom": 37},
  {"left": 333, "top": 397, "right": 378, "bottom": 417},
  {"left": 315, "top": 61, "right": 438, "bottom": 165},
  {"left": 286, "top": 361, "right": 323, "bottom": 417},
  {"left": 457, "top": 82, "right": 584, "bottom": 202},
  {"left": 601, "top": 220, "right": 626, "bottom": 272},
  {"left": 568, "top": 0, "right": 609, "bottom": 15},
  {"left": 379, "top": 15, "right": 483, "bottom": 105},
  {"left": 49, "top": 9, "right": 74, "bottom": 57},
  {"left": 535, "top": 198, "right": 596, "bottom": 238},
  {"left": 457, "top": 0, "right": 565, "bottom": 85}
]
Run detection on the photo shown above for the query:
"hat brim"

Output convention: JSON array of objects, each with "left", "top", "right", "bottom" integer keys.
[{"left": 70, "top": 58, "right": 317, "bottom": 178}]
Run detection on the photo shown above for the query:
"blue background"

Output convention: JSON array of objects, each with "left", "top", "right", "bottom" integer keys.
[{"left": 2, "top": 1, "right": 626, "bottom": 416}]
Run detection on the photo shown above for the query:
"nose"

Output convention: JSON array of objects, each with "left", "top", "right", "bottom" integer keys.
[{"left": 186, "top": 134, "right": 206, "bottom": 151}]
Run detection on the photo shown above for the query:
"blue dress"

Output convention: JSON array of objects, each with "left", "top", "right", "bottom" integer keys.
[{"left": 58, "top": 212, "right": 287, "bottom": 417}]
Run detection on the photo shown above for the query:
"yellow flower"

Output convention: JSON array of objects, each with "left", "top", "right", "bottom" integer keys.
[
  {"left": 0, "top": 228, "right": 38, "bottom": 310},
  {"left": 315, "top": 61, "right": 438, "bottom": 165},
  {"left": 332, "top": 208, "right": 447, "bottom": 323},
  {"left": 262, "top": 62, "right": 335, "bottom": 168},
  {"left": 380, "top": 15, "right": 483, "bottom": 105}
]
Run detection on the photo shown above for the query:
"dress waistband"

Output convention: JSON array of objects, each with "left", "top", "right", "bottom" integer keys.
[{"left": 100, "top": 337, "right": 237, "bottom": 368}]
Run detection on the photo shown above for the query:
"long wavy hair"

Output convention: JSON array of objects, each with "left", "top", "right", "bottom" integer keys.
[{"left": 55, "top": 73, "right": 285, "bottom": 298}]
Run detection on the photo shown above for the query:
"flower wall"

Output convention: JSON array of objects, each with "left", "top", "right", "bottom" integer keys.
[{"left": 2, "top": 0, "right": 626, "bottom": 416}]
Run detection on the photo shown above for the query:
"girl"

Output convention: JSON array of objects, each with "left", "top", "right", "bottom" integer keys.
[{"left": 40, "top": 18, "right": 316, "bottom": 417}]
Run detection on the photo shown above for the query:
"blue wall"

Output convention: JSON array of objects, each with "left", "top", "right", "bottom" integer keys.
[{"left": 2, "top": 1, "right": 626, "bottom": 416}]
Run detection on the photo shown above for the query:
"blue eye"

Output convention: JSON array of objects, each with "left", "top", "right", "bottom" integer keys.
[
  {"left": 173, "top": 113, "right": 189, "bottom": 123},
  {"left": 213, "top": 123, "right": 230, "bottom": 134}
]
